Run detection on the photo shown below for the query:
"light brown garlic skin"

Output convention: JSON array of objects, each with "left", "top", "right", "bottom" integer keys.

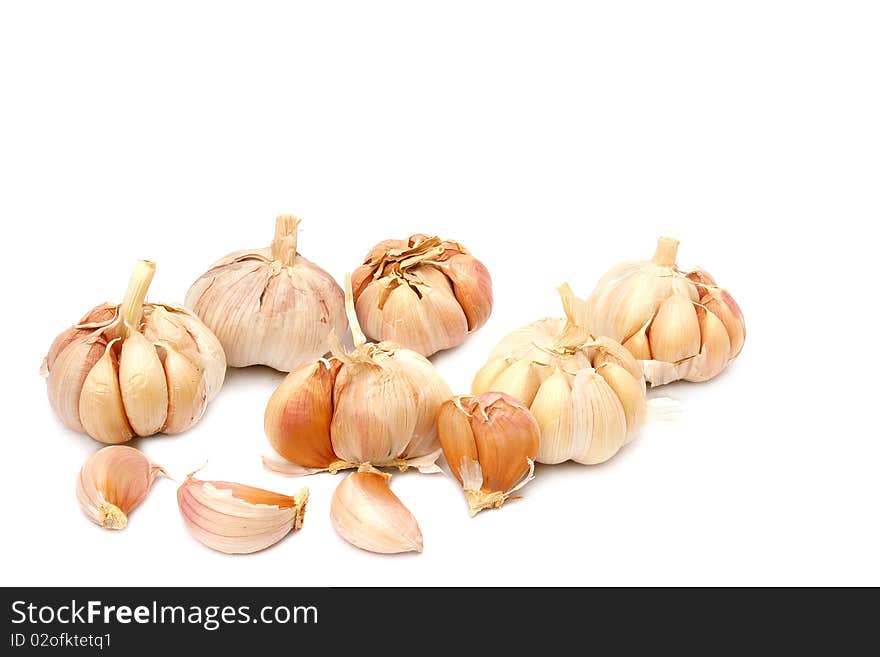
[
  {"left": 584, "top": 237, "right": 745, "bottom": 385},
  {"left": 437, "top": 392, "right": 539, "bottom": 516},
  {"left": 185, "top": 215, "right": 347, "bottom": 372},
  {"left": 472, "top": 284, "right": 646, "bottom": 465},
  {"left": 264, "top": 275, "right": 452, "bottom": 476},
  {"left": 178, "top": 475, "right": 309, "bottom": 554},
  {"left": 76, "top": 446, "right": 164, "bottom": 529},
  {"left": 42, "top": 261, "right": 226, "bottom": 444},
  {"left": 351, "top": 234, "right": 493, "bottom": 357},
  {"left": 330, "top": 471, "right": 423, "bottom": 554}
]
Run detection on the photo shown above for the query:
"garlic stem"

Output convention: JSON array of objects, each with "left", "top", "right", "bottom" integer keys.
[
  {"left": 118, "top": 260, "right": 155, "bottom": 339},
  {"left": 270, "top": 214, "right": 300, "bottom": 266},
  {"left": 343, "top": 273, "right": 367, "bottom": 348},
  {"left": 652, "top": 237, "right": 679, "bottom": 267}
]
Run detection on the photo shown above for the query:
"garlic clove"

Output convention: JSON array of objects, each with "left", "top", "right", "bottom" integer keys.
[
  {"left": 590, "top": 335, "right": 646, "bottom": 394},
  {"left": 622, "top": 319, "right": 653, "bottom": 361},
  {"left": 685, "top": 307, "right": 732, "bottom": 382},
  {"left": 46, "top": 335, "right": 106, "bottom": 433},
  {"left": 436, "top": 398, "right": 480, "bottom": 485},
  {"left": 596, "top": 362, "right": 646, "bottom": 444},
  {"left": 178, "top": 475, "right": 309, "bottom": 554},
  {"left": 330, "top": 472, "right": 423, "bottom": 554},
  {"left": 487, "top": 359, "right": 542, "bottom": 406},
  {"left": 160, "top": 346, "right": 207, "bottom": 434},
  {"left": 471, "top": 357, "right": 510, "bottom": 395},
  {"left": 569, "top": 369, "right": 627, "bottom": 465},
  {"left": 264, "top": 359, "right": 341, "bottom": 469},
  {"left": 647, "top": 295, "right": 701, "bottom": 363},
  {"left": 437, "top": 253, "right": 494, "bottom": 331},
  {"left": 701, "top": 289, "right": 746, "bottom": 359},
  {"left": 392, "top": 348, "right": 453, "bottom": 460},
  {"left": 118, "top": 331, "right": 168, "bottom": 436},
  {"left": 529, "top": 368, "right": 574, "bottom": 464},
  {"left": 330, "top": 360, "right": 419, "bottom": 466},
  {"left": 78, "top": 341, "right": 134, "bottom": 444},
  {"left": 76, "top": 446, "right": 163, "bottom": 529}
]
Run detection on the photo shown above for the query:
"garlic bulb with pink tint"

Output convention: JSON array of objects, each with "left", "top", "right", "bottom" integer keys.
[
  {"left": 185, "top": 215, "right": 347, "bottom": 372},
  {"left": 351, "top": 234, "right": 493, "bottom": 356},
  {"left": 584, "top": 237, "right": 745, "bottom": 385},
  {"left": 178, "top": 475, "right": 308, "bottom": 554},
  {"left": 42, "top": 260, "right": 226, "bottom": 444},
  {"left": 76, "top": 446, "right": 164, "bottom": 529}
]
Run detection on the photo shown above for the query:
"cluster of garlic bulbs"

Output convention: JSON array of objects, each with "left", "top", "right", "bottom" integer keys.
[
  {"left": 43, "top": 260, "right": 226, "bottom": 444},
  {"left": 437, "top": 392, "right": 539, "bottom": 516},
  {"left": 351, "top": 234, "right": 493, "bottom": 356},
  {"left": 186, "top": 215, "right": 347, "bottom": 372},
  {"left": 585, "top": 237, "right": 745, "bottom": 385},
  {"left": 264, "top": 275, "right": 452, "bottom": 476},
  {"left": 472, "top": 284, "right": 646, "bottom": 465}
]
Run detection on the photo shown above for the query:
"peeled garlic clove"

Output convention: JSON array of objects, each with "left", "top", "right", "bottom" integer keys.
[
  {"left": 178, "top": 475, "right": 309, "bottom": 554},
  {"left": 264, "top": 359, "right": 341, "bottom": 469},
  {"left": 351, "top": 234, "right": 493, "bottom": 356},
  {"left": 76, "top": 446, "right": 163, "bottom": 529},
  {"left": 118, "top": 331, "right": 168, "bottom": 436},
  {"left": 160, "top": 345, "right": 207, "bottom": 434},
  {"left": 438, "top": 393, "right": 539, "bottom": 516},
  {"left": 186, "top": 215, "right": 347, "bottom": 372},
  {"left": 684, "top": 307, "right": 732, "bottom": 382},
  {"left": 648, "top": 295, "right": 701, "bottom": 363},
  {"left": 569, "top": 369, "right": 628, "bottom": 465},
  {"left": 596, "top": 362, "right": 646, "bottom": 444},
  {"left": 584, "top": 237, "right": 745, "bottom": 384},
  {"left": 529, "top": 368, "right": 574, "bottom": 465},
  {"left": 79, "top": 341, "right": 134, "bottom": 444},
  {"left": 330, "top": 472, "right": 423, "bottom": 554},
  {"left": 44, "top": 260, "right": 225, "bottom": 442}
]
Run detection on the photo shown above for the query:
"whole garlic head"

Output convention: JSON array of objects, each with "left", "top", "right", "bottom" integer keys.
[
  {"left": 185, "top": 215, "right": 347, "bottom": 372},
  {"left": 584, "top": 237, "right": 745, "bottom": 385},
  {"left": 351, "top": 234, "right": 493, "bottom": 356},
  {"left": 42, "top": 260, "right": 226, "bottom": 444},
  {"left": 264, "top": 275, "right": 452, "bottom": 476},
  {"left": 472, "top": 284, "right": 646, "bottom": 465}
]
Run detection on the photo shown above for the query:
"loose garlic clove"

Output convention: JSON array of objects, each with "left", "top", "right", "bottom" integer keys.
[
  {"left": 438, "top": 393, "right": 539, "bottom": 516},
  {"left": 178, "top": 475, "right": 309, "bottom": 554},
  {"left": 263, "top": 275, "right": 452, "bottom": 476},
  {"left": 351, "top": 234, "right": 493, "bottom": 356},
  {"left": 330, "top": 472, "right": 423, "bottom": 554},
  {"left": 43, "top": 260, "right": 226, "bottom": 443},
  {"left": 584, "top": 237, "right": 745, "bottom": 384},
  {"left": 186, "top": 215, "right": 347, "bottom": 372},
  {"left": 76, "top": 446, "right": 164, "bottom": 529},
  {"left": 472, "top": 283, "right": 646, "bottom": 466}
]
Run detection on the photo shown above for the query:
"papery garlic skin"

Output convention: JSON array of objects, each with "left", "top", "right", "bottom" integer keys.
[
  {"left": 263, "top": 275, "right": 452, "bottom": 476},
  {"left": 330, "top": 471, "right": 423, "bottom": 554},
  {"left": 76, "top": 446, "right": 164, "bottom": 529},
  {"left": 585, "top": 237, "right": 745, "bottom": 385},
  {"left": 186, "top": 215, "right": 347, "bottom": 372},
  {"left": 472, "top": 284, "right": 646, "bottom": 465},
  {"left": 437, "top": 392, "right": 539, "bottom": 516},
  {"left": 351, "top": 234, "right": 493, "bottom": 356},
  {"left": 178, "top": 475, "right": 308, "bottom": 554},
  {"left": 42, "top": 261, "right": 226, "bottom": 444}
]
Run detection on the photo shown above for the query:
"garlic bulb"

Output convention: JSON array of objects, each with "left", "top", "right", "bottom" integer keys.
[
  {"left": 584, "top": 237, "right": 745, "bottom": 385},
  {"left": 42, "top": 260, "right": 226, "bottom": 444},
  {"left": 330, "top": 471, "right": 423, "bottom": 554},
  {"left": 178, "top": 474, "right": 309, "bottom": 554},
  {"left": 185, "top": 215, "right": 347, "bottom": 372},
  {"left": 76, "top": 446, "right": 164, "bottom": 529},
  {"left": 437, "top": 392, "right": 539, "bottom": 516},
  {"left": 472, "top": 284, "right": 646, "bottom": 465},
  {"left": 351, "top": 234, "right": 493, "bottom": 356},
  {"left": 264, "top": 275, "right": 452, "bottom": 475}
]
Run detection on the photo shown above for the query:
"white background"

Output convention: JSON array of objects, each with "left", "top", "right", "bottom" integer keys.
[{"left": 1, "top": 1, "right": 878, "bottom": 586}]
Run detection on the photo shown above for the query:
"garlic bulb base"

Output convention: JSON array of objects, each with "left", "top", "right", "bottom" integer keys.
[
  {"left": 99, "top": 503, "right": 128, "bottom": 530},
  {"left": 464, "top": 489, "right": 513, "bottom": 517}
]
